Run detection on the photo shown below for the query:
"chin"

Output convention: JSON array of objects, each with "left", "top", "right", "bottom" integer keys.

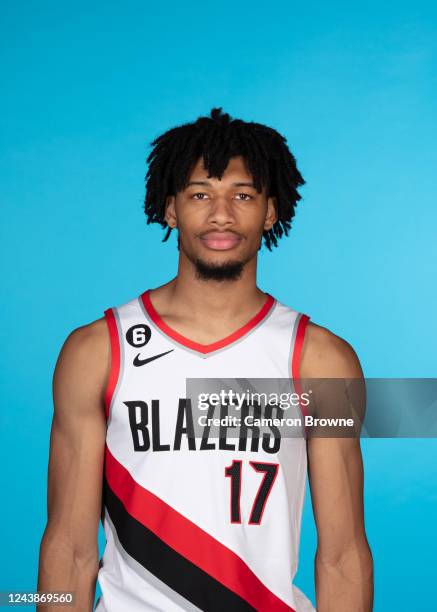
[{"left": 193, "top": 256, "right": 245, "bottom": 282}]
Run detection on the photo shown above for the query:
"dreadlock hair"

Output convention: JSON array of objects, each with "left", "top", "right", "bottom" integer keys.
[{"left": 144, "top": 107, "right": 305, "bottom": 251}]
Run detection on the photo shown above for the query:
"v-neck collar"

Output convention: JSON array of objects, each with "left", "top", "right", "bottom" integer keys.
[{"left": 139, "top": 288, "right": 276, "bottom": 355}]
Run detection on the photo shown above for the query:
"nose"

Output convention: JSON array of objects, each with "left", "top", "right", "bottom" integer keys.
[{"left": 207, "top": 195, "right": 236, "bottom": 226}]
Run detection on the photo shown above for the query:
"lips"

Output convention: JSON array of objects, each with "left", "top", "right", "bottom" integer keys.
[{"left": 200, "top": 232, "right": 242, "bottom": 250}]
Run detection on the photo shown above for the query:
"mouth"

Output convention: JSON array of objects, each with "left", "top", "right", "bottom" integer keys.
[{"left": 199, "top": 232, "right": 242, "bottom": 251}]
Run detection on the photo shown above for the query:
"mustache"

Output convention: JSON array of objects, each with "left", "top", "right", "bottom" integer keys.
[{"left": 198, "top": 230, "right": 244, "bottom": 238}]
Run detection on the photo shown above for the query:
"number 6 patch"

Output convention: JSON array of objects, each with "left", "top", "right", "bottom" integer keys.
[{"left": 126, "top": 324, "right": 152, "bottom": 348}]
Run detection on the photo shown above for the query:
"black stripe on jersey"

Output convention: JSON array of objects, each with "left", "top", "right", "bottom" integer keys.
[{"left": 103, "top": 476, "right": 257, "bottom": 612}]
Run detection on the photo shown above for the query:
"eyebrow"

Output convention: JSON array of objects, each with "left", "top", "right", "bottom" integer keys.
[{"left": 186, "top": 180, "right": 256, "bottom": 188}]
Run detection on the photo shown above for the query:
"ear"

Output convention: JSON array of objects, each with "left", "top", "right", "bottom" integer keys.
[
  {"left": 164, "top": 195, "right": 177, "bottom": 228},
  {"left": 264, "top": 196, "right": 278, "bottom": 231}
]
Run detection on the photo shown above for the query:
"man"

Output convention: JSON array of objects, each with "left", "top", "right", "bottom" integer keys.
[{"left": 37, "top": 107, "right": 373, "bottom": 611}]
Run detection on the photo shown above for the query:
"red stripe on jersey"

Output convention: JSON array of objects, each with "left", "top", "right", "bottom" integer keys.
[
  {"left": 140, "top": 289, "right": 275, "bottom": 354},
  {"left": 105, "top": 445, "right": 296, "bottom": 611},
  {"left": 104, "top": 308, "right": 120, "bottom": 420},
  {"left": 292, "top": 314, "right": 310, "bottom": 419}
]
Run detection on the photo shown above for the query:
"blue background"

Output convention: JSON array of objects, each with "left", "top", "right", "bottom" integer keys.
[{"left": 1, "top": 1, "right": 436, "bottom": 609}]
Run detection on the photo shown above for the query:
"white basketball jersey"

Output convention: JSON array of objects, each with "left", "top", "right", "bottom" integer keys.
[{"left": 95, "top": 289, "right": 316, "bottom": 612}]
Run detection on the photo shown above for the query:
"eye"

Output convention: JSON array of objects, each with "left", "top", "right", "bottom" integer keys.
[
  {"left": 192, "top": 192, "right": 209, "bottom": 200},
  {"left": 235, "top": 193, "right": 253, "bottom": 201}
]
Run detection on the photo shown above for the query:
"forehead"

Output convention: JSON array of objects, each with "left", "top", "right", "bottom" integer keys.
[{"left": 187, "top": 155, "right": 253, "bottom": 183}]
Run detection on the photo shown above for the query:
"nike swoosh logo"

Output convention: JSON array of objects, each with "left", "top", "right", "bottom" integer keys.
[{"left": 133, "top": 349, "right": 174, "bottom": 367}]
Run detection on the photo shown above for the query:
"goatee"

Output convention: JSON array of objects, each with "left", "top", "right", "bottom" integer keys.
[{"left": 193, "top": 257, "right": 244, "bottom": 281}]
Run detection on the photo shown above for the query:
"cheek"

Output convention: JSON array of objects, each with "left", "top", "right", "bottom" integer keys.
[
  {"left": 237, "top": 206, "right": 268, "bottom": 232},
  {"left": 176, "top": 201, "right": 206, "bottom": 223},
  {"left": 175, "top": 209, "right": 207, "bottom": 240}
]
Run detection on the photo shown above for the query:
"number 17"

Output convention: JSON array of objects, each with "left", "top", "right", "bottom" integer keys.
[{"left": 224, "top": 460, "right": 279, "bottom": 525}]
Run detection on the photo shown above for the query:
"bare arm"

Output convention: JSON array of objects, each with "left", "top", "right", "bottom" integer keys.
[
  {"left": 37, "top": 318, "right": 109, "bottom": 612},
  {"left": 301, "top": 323, "right": 374, "bottom": 612}
]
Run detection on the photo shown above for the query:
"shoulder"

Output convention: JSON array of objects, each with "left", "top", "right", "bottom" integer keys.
[
  {"left": 300, "top": 320, "right": 363, "bottom": 378},
  {"left": 53, "top": 317, "right": 111, "bottom": 405},
  {"left": 58, "top": 317, "right": 109, "bottom": 364}
]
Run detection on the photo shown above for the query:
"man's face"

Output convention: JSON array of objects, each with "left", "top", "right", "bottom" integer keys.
[{"left": 164, "top": 156, "right": 277, "bottom": 281}]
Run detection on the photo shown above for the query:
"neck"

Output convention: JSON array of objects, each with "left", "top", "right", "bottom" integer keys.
[{"left": 155, "top": 251, "right": 267, "bottom": 319}]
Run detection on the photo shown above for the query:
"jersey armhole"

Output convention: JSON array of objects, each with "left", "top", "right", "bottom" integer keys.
[
  {"left": 291, "top": 313, "right": 310, "bottom": 421},
  {"left": 103, "top": 307, "right": 121, "bottom": 421}
]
